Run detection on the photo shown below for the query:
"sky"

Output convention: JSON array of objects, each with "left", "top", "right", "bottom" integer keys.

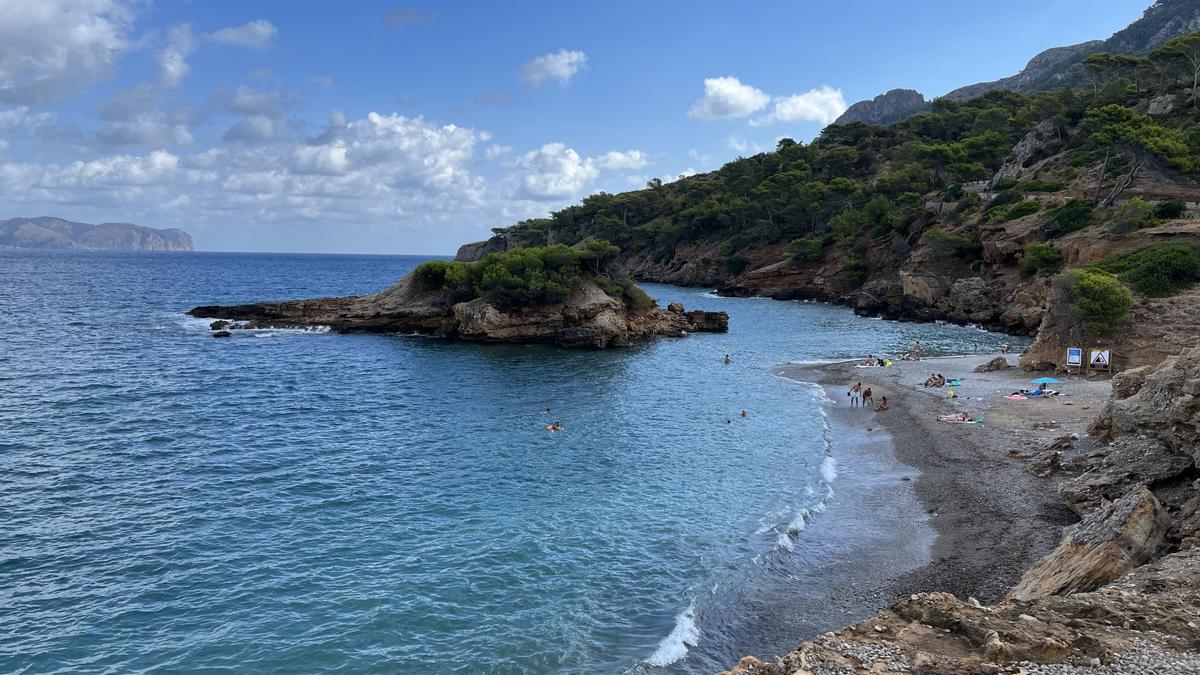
[{"left": 0, "top": 0, "right": 1153, "bottom": 254}]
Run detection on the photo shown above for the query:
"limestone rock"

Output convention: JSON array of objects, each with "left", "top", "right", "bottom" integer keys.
[
  {"left": 212, "top": 330, "right": 231, "bottom": 338},
  {"left": 1060, "top": 438, "right": 1193, "bottom": 515},
  {"left": 974, "top": 357, "right": 1013, "bottom": 373},
  {"left": 189, "top": 273, "right": 727, "bottom": 348},
  {"left": 832, "top": 88, "right": 930, "bottom": 126},
  {"left": 990, "top": 119, "right": 1060, "bottom": 186},
  {"left": 1007, "top": 486, "right": 1170, "bottom": 601},
  {"left": 1147, "top": 93, "right": 1176, "bottom": 116}
]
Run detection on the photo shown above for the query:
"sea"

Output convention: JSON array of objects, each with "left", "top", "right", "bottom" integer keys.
[{"left": 0, "top": 250, "right": 1023, "bottom": 673}]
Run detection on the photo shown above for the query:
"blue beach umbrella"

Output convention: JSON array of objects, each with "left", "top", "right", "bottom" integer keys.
[{"left": 1030, "top": 377, "right": 1061, "bottom": 384}]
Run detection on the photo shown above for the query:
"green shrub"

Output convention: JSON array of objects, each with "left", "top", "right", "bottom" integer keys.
[
  {"left": 1092, "top": 242, "right": 1200, "bottom": 297},
  {"left": 1018, "top": 242, "right": 1062, "bottom": 276},
  {"left": 1106, "top": 197, "right": 1155, "bottom": 234},
  {"left": 1040, "top": 198, "right": 1094, "bottom": 239},
  {"left": 1057, "top": 268, "right": 1133, "bottom": 337},
  {"left": 987, "top": 189, "right": 1022, "bottom": 208},
  {"left": 944, "top": 183, "right": 965, "bottom": 201},
  {"left": 991, "top": 178, "right": 1018, "bottom": 191},
  {"left": 1152, "top": 199, "right": 1188, "bottom": 220},
  {"left": 842, "top": 255, "right": 867, "bottom": 283},
  {"left": 1002, "top": 200, "right": 1041, "bottom": 222},
  {"left": 788, "top": 237, "right": 824, "bottom": 266},
  {"left": 411, "top": 241, "right": 627, "bottom": 309},
  {"left": 595, "top": 274, "right": 622, "bottom": 297},
  {"left": 920, "top": 227, "right": 982, "bottom": 260}
]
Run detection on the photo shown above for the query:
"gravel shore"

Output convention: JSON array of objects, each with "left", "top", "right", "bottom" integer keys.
[{"left": 780, "top": 354, "right": 1112, "bottom": 605}]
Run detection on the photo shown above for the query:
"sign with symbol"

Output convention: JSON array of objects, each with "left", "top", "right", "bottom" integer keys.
[
  {"left": 1067, "top": 347, "right": 1082, "bottom": 367},
  {"left": 1090, "top": 350, "right": 1111, "bottom": 370}
]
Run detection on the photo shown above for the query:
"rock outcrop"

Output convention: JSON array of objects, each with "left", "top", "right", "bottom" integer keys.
[
  {"left": 0, "top": 216, "right": 193, "bottom": 251},
  {"left": 974, "top": 356, "right": 1013, "bottom": 373},
  {"left": 189, "top": 273, "right": 727, "bottom": 348},
  {"left": 1007, "top": 486, "right": 1171, "bottom": 601},
  {"left": 831, "top": 89, "right": 930, "bottom": 127}
]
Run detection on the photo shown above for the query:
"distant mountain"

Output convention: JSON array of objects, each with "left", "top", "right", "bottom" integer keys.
[
  {"left": 832, "top": 89, "right": 930, "bottom": 126},
  {"left": 840, "top": 0, "right": 1200, "bottom": 122},
  {"left": 0, "top": 217, "right": 193, "bottom": 251}
]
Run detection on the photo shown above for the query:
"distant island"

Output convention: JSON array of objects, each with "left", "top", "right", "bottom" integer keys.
[{"left": 0, "top": 216, "right": 193, "bottom": 252}]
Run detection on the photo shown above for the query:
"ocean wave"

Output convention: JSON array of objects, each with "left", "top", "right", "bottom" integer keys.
[{"left": 646, "top": 604, "right": 700, "bottom": 667}]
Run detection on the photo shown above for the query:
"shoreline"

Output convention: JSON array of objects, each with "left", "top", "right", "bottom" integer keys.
[{"left": 783, "top": 355, "right": 1089, "bottom": 606}]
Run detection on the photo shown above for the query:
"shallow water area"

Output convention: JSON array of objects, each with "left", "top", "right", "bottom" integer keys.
[{"left": 0, "top": 251, "right": 1025, "bottom": 673}]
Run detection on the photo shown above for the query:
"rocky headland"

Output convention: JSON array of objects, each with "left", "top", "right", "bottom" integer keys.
[
  {"left": 0, "top": 216, "right": 193, "bottom": 251},
  {"left": 190, "top": 247, "right": 727, "bottom": 348}
]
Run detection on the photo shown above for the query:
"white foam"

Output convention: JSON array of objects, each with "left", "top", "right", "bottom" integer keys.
[
  {"left": 647, "top": 604, "right": 700, "bottom": 667},
  {"left": 820, "top": 455, "right": 838, "bottom": 483}
]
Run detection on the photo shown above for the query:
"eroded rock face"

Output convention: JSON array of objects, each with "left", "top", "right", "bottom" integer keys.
[
  {"left": 189, "top": 275, "right": 727, "bottom": 348},
  {"left": 1090, "top": 346, "right": 1200, "bottom": 461},
  {"left": 990, "top": 119, "right": 1060, "bottom": 187},
  {"left": 1007, "top": 486, "right": 1170, "bottom": 601},
  {"left": 974, "top": 356, "right": 1013, "bottom": 373}
]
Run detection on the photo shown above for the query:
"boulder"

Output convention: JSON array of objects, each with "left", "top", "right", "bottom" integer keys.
[
  {"left": 1060, "top": 437, "right": 1193, "bottom": 515},
  {"left": 212, "top": 330, "right": 232, "bottom": 338},
  {"left": 1111, "top": 365, "right": 1153, "bottom": 400},
  {"left": 1007, "top": 486, "right": 1171, "bottom": 601},
  {"left": 685, "top": 310, "right": 729, "bottom": 332},
  {"left": 210, "top": 320, "right": 230, "bottom": 330},
  {"left": 975, "top": 357, "right": 1013, "bottom": 373},
  {"left": 1089, "top": 346, "right": 1200, "bottom": 463},
  {"left": 1147, "top": 93, "right": 1176, "bottom": 116}
]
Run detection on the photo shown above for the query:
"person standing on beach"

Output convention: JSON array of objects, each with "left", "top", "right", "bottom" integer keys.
[
  {"left": 848, "top": 382, "right": 862, "bottom": 407},
  {"left": 914, "top": 340, "right": 922, "bottom": 361},
  {"left": 862, "top": 387, "right": 873, "bottom": 407}
]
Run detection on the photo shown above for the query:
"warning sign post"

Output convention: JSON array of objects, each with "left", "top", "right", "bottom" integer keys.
[{"left": 1089, "top": 349, "right": 1111, "bottom": 371}]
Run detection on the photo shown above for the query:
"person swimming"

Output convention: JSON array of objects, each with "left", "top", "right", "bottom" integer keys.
[
  {"left": 546, "top": 421, "right": 564, "bottom": 432},
  {"left": 739, "top": 410, "right": 748, "bottom": 417},
  {"left": 723, "top": 354, "right": 731, "bottom": 364}
]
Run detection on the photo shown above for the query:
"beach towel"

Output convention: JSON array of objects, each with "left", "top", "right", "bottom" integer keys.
[
  {"left": 947, "top": 379, "right": 962, "bottom": 386},
  {"left": 1005, "top": 395, "right": 1028, "bottom": 400}
]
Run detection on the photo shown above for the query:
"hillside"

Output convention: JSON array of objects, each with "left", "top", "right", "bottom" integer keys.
[
  {"left": 460, "top": 36, "right": 1200, "bottom": 371},
  {"left": 0, "top": 216, "right": 193, "bottom": 252},
  {"left": 837, "top": 0, "right": 1200, "bottom": 124}
]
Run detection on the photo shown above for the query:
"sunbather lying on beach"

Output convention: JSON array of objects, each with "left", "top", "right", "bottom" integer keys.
[{"left": 937, "top": 412, "right": 975, "bottom": 423}]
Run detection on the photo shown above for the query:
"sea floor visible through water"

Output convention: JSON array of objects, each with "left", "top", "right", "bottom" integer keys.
[{"left": 0, "top": 251, "right": 1027, "bottom": 673}]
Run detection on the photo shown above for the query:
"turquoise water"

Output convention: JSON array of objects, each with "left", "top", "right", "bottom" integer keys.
[{"left": 0, "top": 251, "right": 1021, "bottom": 673}]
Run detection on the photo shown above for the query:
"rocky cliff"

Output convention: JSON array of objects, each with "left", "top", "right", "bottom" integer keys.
[
  {"left": 722, "top": 348, "right": 1200, "bottom": 674},
  {"left": 832, "top": 89, "right": 930, "bottom": 127},
  {"left": 0, "top": 216, "right": 193, "bottom": 251},
  {"left": 189, "top": 273, "right": 727, "bottom": 348},
  {"left": 841, "top": 0, "right": 1200, "bottom": 124}
]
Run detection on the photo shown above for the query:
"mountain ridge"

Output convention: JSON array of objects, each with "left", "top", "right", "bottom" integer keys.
[{"left": 0, "top": 216, "right": 193, "bottom": 252}]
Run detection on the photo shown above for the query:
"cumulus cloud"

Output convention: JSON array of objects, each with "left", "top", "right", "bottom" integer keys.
[
  {"left": 157, "top": 24, "right": 197, "bottom": 88},
  {"left": 224, "top": 114, "right": 277, "bottom": 142},
  {"left": 594, "top": 149, "right": 649, "bottom": 171},
  {"left": 384, "top": 8, "right": 437, "bottom": 27},
  {"left": 688, "top": 77, "right": 769, "bottom": 120},
  {"left": 520, "top": 49, "right": 588, "bottom": 89},
  {"left": 511, "top": 142, "right": 597, "bottom": 199},
  {"left": 208, "top": 20, "right": 278, "bottom": 49},
  {"left": 0, "top": 0, "right": 137, "bottom": 104},
  {"left": 751, "top": 85, "right": 847, "bottom": 126}
]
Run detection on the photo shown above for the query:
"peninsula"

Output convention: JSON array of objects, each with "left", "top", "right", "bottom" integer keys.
[
  {"left": 189, "top": 241, "right": 727, "bottom": 347},
  {"left": 0, "top": 216, "right": 193, "bottom": 251}
]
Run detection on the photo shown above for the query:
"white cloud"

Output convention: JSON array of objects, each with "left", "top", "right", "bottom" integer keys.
[
  {"left": 485, "top": 144, "right": 512, "bottom": 159},
  {"left": 224, "top": 114, "right": 277, "bottom": 142},
  {"left": 595, "top": 149, "right": 649, "bottom": 171},
  {"left": 726, "top": 135, "right": 749, "bottom": 153},
  {"left": 688, "top": 77, "right": 769, "bottom": 120},
  {"left": 310, "top": 75, "right": 334, "bottom": 88},
  {"left": 687, "top": 148, "right": 712, "bottom": 165},
  {"left": 511, "top": 142, "right": 597, "bottom": 200},
  {"left": 158, "top": 24, "right": 197, "bottom": 88},
  {"left": 520, "top": 49, "right": 588, "bottom": 89},
  {"left": 0, "top": 0, "right": 137, "bottom": 104},
  {"left": 751, "top": 86, "right": 847, "bottom": 127},
  {"left": 208, "top": 20, "right": 278, "bottom": 49}
]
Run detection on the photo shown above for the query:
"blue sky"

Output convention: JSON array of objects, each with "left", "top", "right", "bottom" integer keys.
[{"left": 0, "top": 0, "right": 1151, "bottom": 253}]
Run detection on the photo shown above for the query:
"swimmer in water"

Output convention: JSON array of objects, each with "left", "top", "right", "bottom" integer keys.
[
  {"left": 724, "top": 354, "right": 731, "bottom": 364},
  {"left": 739, "top": 410, "right": 748, "bottom": 417},
  {"left": 546, "top": 421, "right": 564, "bottom": 432}
]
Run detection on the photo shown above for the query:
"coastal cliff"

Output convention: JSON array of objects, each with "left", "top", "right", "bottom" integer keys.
[
  {"left": 190, "top": 243, "right": 727, "bottom": 348},
  {"left": 0, "top": 216, "right": 193, "bottom": 251}
]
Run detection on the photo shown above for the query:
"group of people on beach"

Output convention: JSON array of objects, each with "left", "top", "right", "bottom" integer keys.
[
  {"left": 847, "top": 382, "right": 888, "bottom": 411},
  {"left": 923, "top": 373, "right": 949, "bottom": 388}
]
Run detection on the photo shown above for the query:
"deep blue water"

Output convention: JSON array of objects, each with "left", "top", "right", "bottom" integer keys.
[{"left": 0, "top": 251, "right": 1021, "bottom": 673}]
